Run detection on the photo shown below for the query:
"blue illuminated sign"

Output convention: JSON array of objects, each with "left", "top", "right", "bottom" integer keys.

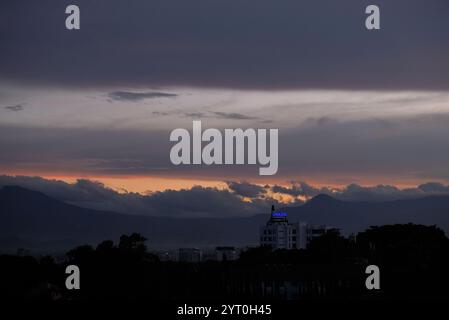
[{"left": 272, "top": 212, "right": 287, "bottom": 218}]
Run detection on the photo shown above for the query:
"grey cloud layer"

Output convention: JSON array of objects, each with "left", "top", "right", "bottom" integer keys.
[
  {"left": 1, "top": 175, "right": 449, "bottom": 218},
  {"left": 1, "top": 112, "right": 449, "bottom": 181},
  {"left": 183, "top": 111, "right": 258, "bottom": 120},
  {"left": 4, "top": 104, "right": 24, "bottom": 111},
  {"left": 108, "top": 91, "right": 178, "bottom": 101},
  {"left": 227, "top": 181, "right": 267, "bottom": 198},
  {"left": 1, "top": 0, "right": 449, "bottom": 89},
  {"left": 0, "top": 175, "right": 273, "bottom": 217},
  {"left": 212, "top": 112, "right": 258, "bottom": 120},
  {"left": 251, "top": 181, "right": 449, "bottom": 202}
]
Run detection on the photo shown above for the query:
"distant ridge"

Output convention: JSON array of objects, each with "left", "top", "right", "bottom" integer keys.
[
  {"left": 284, "top": 193, "right": 449, "bottom": 235},
  {"left": 1, "top": 186, "right": 449, "bottom": 252},
  {"left": 0, "top": 185, "right": 267, "bottom": 252},
  {"left": 304, "top": 194, "right": 342, "bottom": 207}
]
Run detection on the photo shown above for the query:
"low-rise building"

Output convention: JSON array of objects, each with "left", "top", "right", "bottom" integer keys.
[
  {"left": 178, "top": 248, "right": 202, "bottom": 262},
  {"left": 215, "top": 246, "right": 238, "bottom": 261}
]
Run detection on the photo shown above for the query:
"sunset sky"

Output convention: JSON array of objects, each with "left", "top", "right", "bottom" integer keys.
[{"left": 1, "top": 0, "right": 449, "bottom": 197}]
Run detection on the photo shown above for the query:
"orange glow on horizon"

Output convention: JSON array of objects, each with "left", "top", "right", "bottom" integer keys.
[
  {"left": 1, "top": 169, "right": 444, "bottom": 194},
  {"left": 45, "top": 175, "right": 229, "bottom": 193}
]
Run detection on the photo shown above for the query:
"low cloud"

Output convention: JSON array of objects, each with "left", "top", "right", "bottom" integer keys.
[
  {"left": 226, "top": 181, "right": 267, "bottom": 198},
  {"left": 2, "top": 176, "right": 449, "bottom": 219},
  {"left": 4, "top": 104, "right": 24, "bottom": 112},
  {"left": 0, "top": 175, "right": 275, "bottom": 218},
  {"left": 183, "top": 112, "right": 206, "bottom": 118},
  {"left": 182, "top": 111, "right": 258, "bottom": 120},
  {"left": 228, "top": 180, "right": 449, "bottom": 202},
  {"left": 212, "top": 112, "right": 258, "bottom": 120},
  {"left": 108, "top": 91, "right": 178, "bottom": 102},
  {"left": 2, "top": 112, "right": 449, "bottom": 181}
]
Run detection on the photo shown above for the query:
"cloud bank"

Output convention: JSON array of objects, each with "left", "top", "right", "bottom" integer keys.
[
  {"left": 1, "top": 111, "right": 449, "bottom": 183},
  {"left": 2, "top": 175, "right": 449, "bottom": 218},
  {"left": 108, "top": 91, "right": 178, "bottom": 102},
  {"left": 3, "top": 104, "right": 24, "bottom": 112},
  {"left": 1, "top": 0, "right": 448, "bottom": 90}
]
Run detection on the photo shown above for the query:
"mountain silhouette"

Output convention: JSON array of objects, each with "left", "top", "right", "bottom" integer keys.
[
  {"left": 1, "top": 186, "right": 449, "bottom": 252},
  {"left": 0, "top": 185, "right": 266, "bottom": 252},
  {"left": 302, "top": 193, "right": 342, "bottom": 208},
  {"left": 285, "top": 193, "right": 449, "bottom": 234}
]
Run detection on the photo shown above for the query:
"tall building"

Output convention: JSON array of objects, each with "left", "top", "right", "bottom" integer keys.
[
  {"left": 259, "top": 205, "right": 334, "bottom": 249},
  {"left": 260, "top": 205, "right": 306, "bottom": 249}
]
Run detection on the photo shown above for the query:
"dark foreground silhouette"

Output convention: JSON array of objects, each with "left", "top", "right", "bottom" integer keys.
[{"left": 1, "top": 224, "right": 449, "bottom": 301}]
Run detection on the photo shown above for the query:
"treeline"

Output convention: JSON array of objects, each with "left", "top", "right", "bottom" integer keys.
[{"left": 1, "top": 224, "right": 449, "bottom": 301}]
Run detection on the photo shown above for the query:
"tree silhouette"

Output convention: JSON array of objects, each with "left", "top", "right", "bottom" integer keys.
[
  {"left": 96, "top": 240, "right": 114, "bottom": 252},
  {"left": 1, "top": 225, "right": 449, "bottom": 301},
  {"left": 119, "top": 233, "right": 147, "bottom": 253}
]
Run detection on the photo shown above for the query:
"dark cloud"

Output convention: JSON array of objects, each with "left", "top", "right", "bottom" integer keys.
[
  {"left": 2, "top": 176, "right": 449, "bottom": 220},
  {"left": 1, "top": 112, "right": 449, "bottom": 181},
  {"left": 152, "top": 111, "right": 170, "bottom": 116},
  {"left": 226, "top": 181, "right": 267, "bottom": 198},
  {"left": 182, "top": 111, "right": 258, "bottom": 120},
  {"left": 417, "top": 182, "right": 449, "bottom": 193},
  {"left": 212, "top": 112, "right": 258, "bottom": 120},
  {"left": 108, "top": 91, "right": 177, "bottom": 101},
  {"left": 230, "top": 180, "right": 449, "bottom": 202},
  {"left": 271, "top": 182, "right": 331, "bottom": 198},
  {"left": 1, "top": 0, "right": 448, "bottom": 89},
  {"left": 305, "top": 117, "right": 338, "bottom": 127},
  {"left": 333, "top": 183, "right": 449, "bottom": 201},
  {"left": 146, "top": 186, "right": 267, "bottom": 217},
  {"left": 183, "top": 112, "right": 205, "bottom": 118},
  {"left": 4, "top": 104, "right": 24, "bottom": 111},
  {"left": 0, "top": 175, "right": 274, "bottom": 217}
]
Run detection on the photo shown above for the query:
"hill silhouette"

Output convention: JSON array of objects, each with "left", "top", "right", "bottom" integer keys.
[
  {"left": 1, "top": 186, "right": 449, "bottom": 251},
  {"left": 284, "top": 193, "right": 449, "bottom": 234},
  {"left": 0, "top": 186, "right": 266, "bottom": 251}
]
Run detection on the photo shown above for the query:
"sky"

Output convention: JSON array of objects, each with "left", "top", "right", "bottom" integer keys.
[{"left": 1, "top": 0, "right": 449, "bottom": 207}]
